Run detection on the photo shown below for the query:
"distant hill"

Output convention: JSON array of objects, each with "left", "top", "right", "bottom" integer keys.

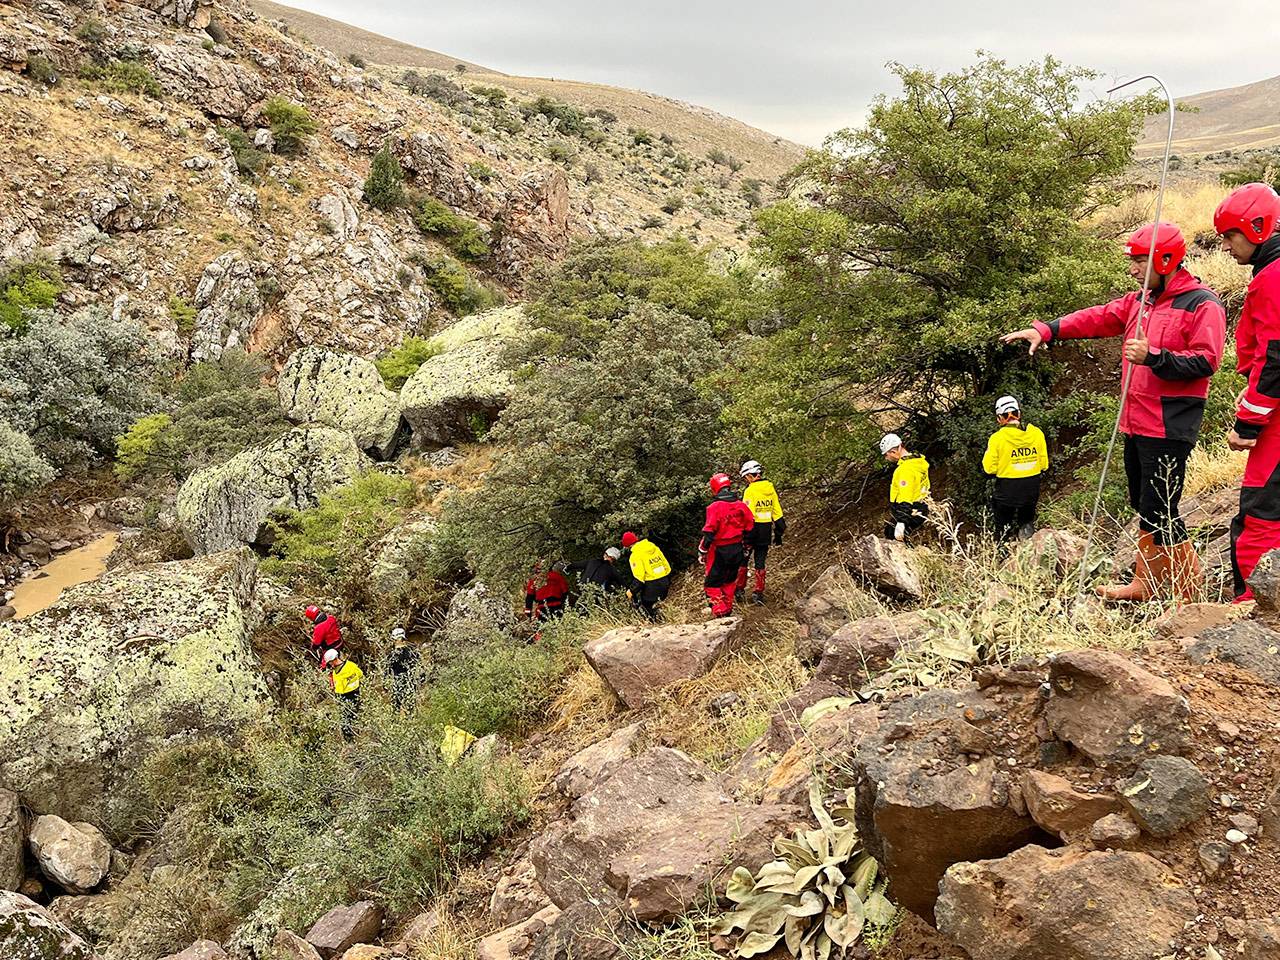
[
  {"left": 250, "top": 0, "right": 804, "bottom": 183},
  {"left": 1139, "top": 74, "right": 1280, "bottom": 156}
]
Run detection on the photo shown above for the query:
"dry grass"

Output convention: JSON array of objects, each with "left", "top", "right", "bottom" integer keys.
[
  {"left": 1185, "top": 443, "right": 1248, "bottom": 498},
  {"left": 405, "top": 909, "right": 481, "bottom": 960}
]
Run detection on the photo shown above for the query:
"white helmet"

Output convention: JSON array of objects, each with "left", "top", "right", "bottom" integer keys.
[
  {"left": 879, "top": 433, "right": 903, "bottom": 456},
  {"left": 390, "top": 627, "right": 406, "bottom": 642},
  {"left": 604, "top": 547, "right": 622, "bottom": 560},
  {"left": 995, "top": 395, "right": 1020, "bottom": 417},
  {"left": 322, "top": 648, "right": 340, "bottom": 665},
  {"left": 739, "top": 460, "right": 763, "bottom": 478}
]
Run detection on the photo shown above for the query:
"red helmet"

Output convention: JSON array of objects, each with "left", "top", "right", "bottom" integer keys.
[
  {"left": 621, "top": 531, "right": 639, "bottom": 548},
  {"left": 709, "top": 473, "right": 733, "bottom": 494},
  {"left": 1214, "top": 183, "right": 1280, "bottom": 245},
  {"left": 1124, "top": 222, "right": 1186, "bottom": 276},
  {"left": 304, "top": 605, "right": 320, "bottom": 621}
]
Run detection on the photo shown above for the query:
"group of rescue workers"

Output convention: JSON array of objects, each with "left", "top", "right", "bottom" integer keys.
[
  {"left": 880, "top": 181, "right": 1280, "bottom": 605},
  {"left": 300, "top": 180, "right": 1280, "bottom": 739}
]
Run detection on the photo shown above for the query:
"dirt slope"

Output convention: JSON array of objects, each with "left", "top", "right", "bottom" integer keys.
[{"left": 1138, "top": 73, "right": 1280, "bottom": 156}]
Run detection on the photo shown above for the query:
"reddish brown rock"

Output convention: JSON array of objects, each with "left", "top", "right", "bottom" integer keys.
[
  {"left": 815, "top": 611, "right": 927, "bottom": 685},
  {"left": 793, "top": 565, "right": 858, "bottom": 663},
  {"left": 490, "top": 857, "right": 552, "bottom": 927},
  {"left": 1243, "top": 919, "right": 1280, "bottom": 960},
  {"left": 530, "top": 747, "right": 800, "bottom": 921},
  {"left": 936, "top": 845, "right": 1196, "bottom": 960},
  {"left": 844, "top": 535, "right": 921, "bottom": 600},
  {"left": 758, "top": 701, "right": 881, "bottom": 806},
  {"left": 273, "top": 930, "right": 322, "bottom": 960},
  {"left": 553, "top": 723, "right": 644, "bottom": 799},
  {"left": 493, "top": 170, "right": 571, "bottom": 280},
  {"left": 583, "top": 620, "right": 741, "bottom": 709},
  {"left": 477, "top": 904, "right": 561, "bottom": 960},
  {"left": 1020, "top": 770, "right": 1122, "bottom": 839},
  {"left": 305, "top": 902, "right": 384, "bottom": 959},
  {"left": 1045, "top": 650, "right": 1190, "bottom": 763}
]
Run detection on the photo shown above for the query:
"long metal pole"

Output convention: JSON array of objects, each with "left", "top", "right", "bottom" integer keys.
[{"left": 1074, "top": 75, "right": 1177, "bottom": 602}]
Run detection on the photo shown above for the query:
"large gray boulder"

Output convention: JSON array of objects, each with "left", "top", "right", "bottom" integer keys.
[
  {"left": 0, "top": 891, "right": 101, "bottom": 960},
  {"left": 177, "top": 427, "right": 368, "bottom": 554},
  {"left": 278, "top": 348, "right": 404, "bottom": 459},
  {"left": 399, "top": 307, "right": 523, "bottom": 449},
  {"left": 0, "top": 550, "right": 270, "bottom": 822},
  {"left": 367, "top": 516, "right": 435, "bottom": 596},
  {"left": 28, "top": 816, "right": 111, "bottom": 894}
]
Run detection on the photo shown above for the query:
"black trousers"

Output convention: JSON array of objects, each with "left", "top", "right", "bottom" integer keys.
[
  {"left": 992, "top": 476, "right": 1041, "bottom": 543},
  {"left": 1123, "top": 435, "right": 1192, "bottom": 546},
  {"left": 633, "top": 574, "right": 671, "bottom": 620},
  {"left": 884, "top": 503, "right": 928, "bottom": 540},
  {"left": 705, "top": 542, "right": 745, "bottom": 588},
  {"left": 743, "top": 523, "right": 772, "bottom": 571},
  {"left": 337, "top": 691, "right": 360, "bottom": 741}
]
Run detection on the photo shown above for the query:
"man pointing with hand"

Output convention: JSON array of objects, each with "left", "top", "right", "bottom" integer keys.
[{"left": 1001, "top": 221, "right": 1226, "bottom": 601}]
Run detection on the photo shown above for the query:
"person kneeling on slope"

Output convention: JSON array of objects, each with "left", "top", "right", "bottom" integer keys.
[
  {"left": 736, "top": 460, "right": 786, "bottom": 605},
  {"left": 524, "top": 561, "right": 569, "bottom": 622},
  {"left": 1001, "top": 221, "right": 1226, "bottom": 602},
  {"left": 983, "top": 396, "right": 1049, "bottom": 543},
  {"left": 620, "top": 531, "right": 672, "bottom": 620},
  {"left": 880, "top": 434, "right": 930, "bottom": 542},
  {"left": 700, "top": 473, "right": 755, "bottom": 617},
  {"left": 1218, "top": 184, "right": 1280, "bottom": 600},
  {"left": 304, "top": 604, "right": 342, "bottom": 664}
]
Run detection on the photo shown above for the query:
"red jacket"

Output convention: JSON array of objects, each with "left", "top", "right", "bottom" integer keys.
[
  {"left": 526, "top": 570, "right": 569, "bottom": 616},
  {"left": 1032, "top": 269, "right": 1225, "bottom": 442},
  {"left": 702, "top": 495, "right": 755, "bottom": 548},
  {"left": 1233, "top": 237, "right": 1280, "bottom": 439},
  {"left": 310, "top": 615, "right": 341, "bottom": 652}
]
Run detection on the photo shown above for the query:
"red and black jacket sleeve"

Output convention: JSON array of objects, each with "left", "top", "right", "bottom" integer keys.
[
  {"left": 1143, "top": 289, "right": 1225, "bottom": 381},
  {"left": 1236, "top": 257, "right": 1280, "bottom": 440},
  {"left": 1032, "top": 295, "right": 1132, "bottom": 345}
]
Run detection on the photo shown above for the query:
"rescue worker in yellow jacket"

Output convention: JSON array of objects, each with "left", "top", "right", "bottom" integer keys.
[
  {"left": 620, "top": 531, "right": 672, "bottom": 620},
  {"left": 735, "top": 460, "right": 786, "bottom": 605},
  {"left": 323, "top": 648, "right": 363, "bottom": 742},
  {"left": 881, "top": 433, "right": 930, "bottom": 541},
  {"left": 982, "top": 396, "right": 1050, "bottom": 543}
]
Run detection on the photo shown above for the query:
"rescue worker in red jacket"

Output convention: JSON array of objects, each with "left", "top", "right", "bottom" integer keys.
[
  {"left": 524, "top": 562, "right": 570, "bottom": 621},
  {"left": 1218, "top": 183, "right": 1280, "bottom": 600},
  {"left": 1002, "top": 222, "right": 1226, "bottom": 601},
  {"left": 304, "top": 604, "right": 342, "bottom": 662},
  {"left": 700, "top": 473, "right": 755, "bottom": 617}
]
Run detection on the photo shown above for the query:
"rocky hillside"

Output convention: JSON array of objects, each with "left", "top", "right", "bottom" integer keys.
[
  {"left": 1138, "top": 73, "right": 1280, "bottom": 156},
  {"left": 1, "top": 0, "right": 784, "bottom": 367}
]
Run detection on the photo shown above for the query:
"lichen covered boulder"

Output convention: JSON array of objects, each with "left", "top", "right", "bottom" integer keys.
[
  {"left": 0, "top": 551, "right": 270, "bottom": 821},
  {"left": 177, "top": 427, "right": 368, "bottom": 554},
  {"left": 399, "top": 307, "right": 524, "bottom": 448},
  {"left": 0, "top": 891, "right": 101, "bottom": 960},
  {"left": 278, "top": 347, "right": 404, "bottom": 459}
]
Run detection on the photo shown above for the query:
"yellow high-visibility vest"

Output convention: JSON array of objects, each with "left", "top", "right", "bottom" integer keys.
[
  {"left": 983, "top": 424, "right": 1049, "bottom": 479},
  {"left": 889, "top": 455, "right": 930, "bottom": 504},
  {"left": 627, "top": 539, "right": 672, "bottom": 582},
  {"left": 743, "top": 479, "right": 784, "bottom": 523}
]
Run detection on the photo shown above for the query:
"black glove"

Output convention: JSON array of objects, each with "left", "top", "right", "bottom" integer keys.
[{"left": 773, "top": 518, "right": 787, "bottom": 546}]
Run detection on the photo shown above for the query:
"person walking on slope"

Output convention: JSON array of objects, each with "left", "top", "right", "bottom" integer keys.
[
  {"left": 1001, "top": 222, "right": 1226, "bottom": 601},
  {"left": 700, "top": 473, "right": 755, "bottom": 617},
  {"left": 619, "top": 532, "right": 672, "bottom": 620},
  {"left": 1217, "top": 184, "right": 1280, "bottom": 600},
  {"left": 524, "top": 561, "right": 569, "bottom": 622},
  {"left": 323, "top": 648, "right": 363, "bottom": 741},
  {"left": 569, "top": 546, "right": 626, "bottom": 596},
  {"left": 386, "top": 626, "right": 420, "bottom": 711},
  {"left": 982, "top": 396, "right": 1049, "bottom": 543},
  {"left": 880, "top": 434, "right": 930, "bottom": 542},
  {"left": 736, "top": 460, "right": 787, "bottom": 605},
  {"left": 304, "top": 605, "right": 342, "bottom": 663}
]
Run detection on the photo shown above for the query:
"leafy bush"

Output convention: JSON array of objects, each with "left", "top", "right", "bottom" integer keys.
[
  {"left": 720, "top": 55, "right": 1157, "bottom": 487},
  {"left": 583, "top": 161, "right": 603, "bottom": 184},
  {"left": 82, "top": 60, "right": 164, "bottom": 98},
  {"left": 0, "top": 258, "right": 62, "bottom": 333},
  {"left": 641, "top": 214, "right": 665, "bottom": 229},
  {"left": 114, "top": 413, "right": 173, "bottom": 482},
  {"left": 262, "top": 97, "right": 316, "bottom": 156},
  {"left": 74, "top": 18, "right": 107, "bottom": 45},
  {"left": 264, "top": 471, "right": 416, "bottom": 597},
  {"left": 588, "top": 107, "right": 617, "bottom": 125},
  {"left": 418, "top": 254, "right": 501, "bottom": 316},
  {"left": 1220, "top": 153, "right": 1280, "bottom": 191},
  {"left": 346, "top": 52, "right": 367, "bottom": 68},
  {"left": 402, "top": 70, "right": 470, "bottom": 108},
  {"left": 24, "top": 55, "right": 59, "bottom": 85},
  {"left": 409, "top": 196, "right": 489, "bottom": 260},
  {"left": 467, "top": 161, "right": 497, "bottom": 183},
  {"left": 168, "top": 295, "right": 196, "bottom": 336},
  {"left": 375, "top": 336, "right": 441, "bottom": 389},
  {"left": 707, "top": 148, "right": 743, "bottom": 172},
  {"left": 740, "top": 178, "right": 764, "bottom": 208},
  {"left": 661, "top": 191, "right": 684, "bottom": 214},
  {"left": 363, "top": 145, "right": 407, "bottom": 210},
  {"left": 221, "top": 128, "right": 268, "bottom": 179},
  {"left": 629, "top": 127, "right": 654, "bottom": 146},
  {"left": 546, "top": 140, "right": 576, "bottom": 166},
  {"left": 521, "top": 96, "right": 589, "bottom": 137},
  {"left": 0, "top": 422, "right": 54, "bottom": 511},
  {"left": 439, "top": 303, "right": 722, "bottom": 584},
  {"left": 0, "top": 307, "right": 158, "bottom": 470},
  {"left": 471, "top": 85, "right": 507, "bottom": 105}
]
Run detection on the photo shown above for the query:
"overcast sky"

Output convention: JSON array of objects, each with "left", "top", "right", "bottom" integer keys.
[{"left": 290, "top": 1, "right": 1278, "bottom": 146}]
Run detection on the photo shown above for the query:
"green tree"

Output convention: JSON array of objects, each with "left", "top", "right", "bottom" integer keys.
[
  {"left": 723, "top": 55, "right": 1157, "bottom": 487},
  {"left": 439, "top": 304, "right": 723, "bottom": 584},
  {"left": 0, "top": 422, "right": 54, "bottom": 511},
  {"left": 363, "top": 145, "right": 407, "bottom": 210},
  {"left": 262, "top": 97, "right": 317, "bottom": 155},
  {"left": 375, "top": 336, "right": 440, "bottom": 389},
  {"left": 0, "top": 259, "right": 62, "bottom": 333}
]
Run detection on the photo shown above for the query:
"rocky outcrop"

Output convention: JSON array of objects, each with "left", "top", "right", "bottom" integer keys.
[
  {"left": 177, "top": 427, "right": 367, "bottom": 554},
  {"left": 305, "top": 901, "right": 384, "bottom": 959},
  {"left": 844, "top": 535, "right": 922, "bottom": 599},
  {"left": 530, "top": 747, "right": 800, "bottom": 922},
  {"left": 583, "top": 619, "right": 741, "bottom": 709},
  {"left": 814, "top": 611, "right": 927, "bottom": 685},
  {"left": 0, "top": 789, "right": 22, "bottom": 891},
  {"left": 399, "top": 308, "right": 524, "bottom": 449},
  {"left": 431, "top": 580, "right": 514, "bottom": 662},
  {"left": 793, "top": 565, "right": 858, "bottom": 663},
  {"left": 0, "top": 550, "right": 269, "bottom": 821},
  {"left": 278, "top": 348, "right": 404, "bottom": 459},
  {"left": 936, "top": 845, "right": 1196, "bottom": 960},
  {"left": 490, "top": 858, "right": 553, "bottom": 928},
  {"left": 152, "top": 39, "right": 265, "bottom": 119},
  {"left": 0, "top": 891, "right": 101, "bottom": 960},
  {"left": 553, "top": 723, "right": 645, "bottom": 799},
  {"left": 189, "top": 251, "right": 266, "bottom": 363},
  {"left": 27, "top": 816, "right": 111, "bottom": 894},
  {"left": 1044, "top": 649, "right": 1190, "bottom": 764},
  {"left": 492, "top": 170, "right": 571, "bottom": 280},
  {"left": 367, "top": 516, "right": 435, "bottom": 595},
  {"left": 160, "top": 941, "right": 229, "bottom": 960}
]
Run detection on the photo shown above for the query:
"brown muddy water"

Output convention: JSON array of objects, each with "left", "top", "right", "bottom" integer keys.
[{"left": 10, "top": 532, "right": 120, "bottom": 619}]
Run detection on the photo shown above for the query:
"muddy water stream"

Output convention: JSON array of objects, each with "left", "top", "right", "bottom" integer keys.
[{"left": 10, "top": 532, "right": 120, "bottom": 619}]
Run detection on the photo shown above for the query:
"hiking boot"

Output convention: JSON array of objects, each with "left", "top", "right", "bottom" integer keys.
[
  {"left": 751, "top": 591, "right": 765, "bottom": 605},
  {"left": 1097, "top": 530, "right": 1158, "bottom": 602},
  {"left": 1166, "top": 540, "right": 1204, "bottom": 603}
]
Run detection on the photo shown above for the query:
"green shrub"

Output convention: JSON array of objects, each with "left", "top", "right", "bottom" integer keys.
[
  {"left": 1220, "top": 153, "right": 1280, "bottom": 191},
  {"left": 375, "top": 336, "right": 440, "bottom": 389},
  {"left": 262, "top": 97, "right": 316, "bottom": 155},
  {"left": 74, "top": 18, "right": 107, "bottom": 45},
  {"left": 114, "top": 413, "right": 174, "bottom": 482},
  {"left": 455, "top": 63, "right": 467, "bottom": 74},
  {"left": 659, "top": 132, "right": 676, "bottom": 146},
  {"left": 222, "top": 128, "right": 268, "bottom": 179},
  {"left": 471, "top": 85, "right": 507, "bottom": 105},
  {"left": 661, "top": 191, "right": 684, "bottom": 214},
  {"left": 629, "top": 127, "right": 654, "bottom": 146},
  {"left": 201, "top": 38, "right": 215, "bottom": 52},
  {"left": 409, "top": 196, "right": 489, "bottom": 260},
  {"left": 641, "top": 214, "right": 665, "bottom": 229},
  {"left": 418, "top": 254, "right": 501, "bottom": 315},
  {"left": 402, "top": 70, "right": 470, "bottom": 108},
  {"left": 82, "top": 60, "right": 164, "bottom": 98},
  {"left": 466, "top": 160, "right": 497, "bottom": 183},
  {"left": 363, "top": 145, "right": 407, "bottom": 210},
  {"left": 583, "top": 161, "right": 602, "bottom": 184},
  {"left": 521, "top": 96, "right": 588, "bottom": 137},
  {"left": 739, "top": 178, "right": 764, "bottom": 208},
  {"left": 346, "top": 52, "right": 367, "bottom": 68},
  {"left": 0, "top": 422, "right": 55, "bottom": 511},
  {"left": 707, "top": 147, "right": 743, "bottom": 172},
  {"left": 168, "top": 295, "right": 197, "bottom": 336},
  {"left": 546, "top": 140, "right": 576, "bottom": 166},
  {"left": 587, "top": 107, "right": 617, "bottom": 125},
  {"left": 24, "top": 55, "right": 59, "bottom": 85},
  {"left": 490, "top": 111, "right": 523, "bottom": 135},
  {"left": 0, "top": 258, "right": 62, "bottom": 333}
]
